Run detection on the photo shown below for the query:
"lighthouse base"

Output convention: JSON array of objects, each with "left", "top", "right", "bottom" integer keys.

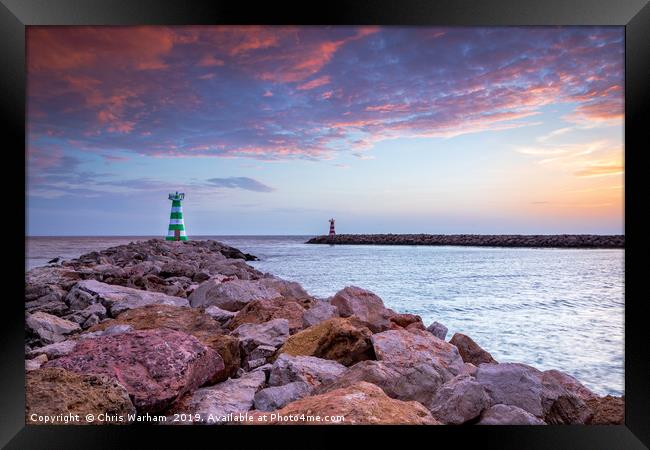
[{"left": 165, "top": 236, "right": 189, "bottom": 241}]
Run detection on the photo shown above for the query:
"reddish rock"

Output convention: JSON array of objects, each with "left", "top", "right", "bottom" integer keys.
[
  {"left": 449, "top": 333, "right": 497, "bottom": 365},
  {"left": 586, "top": 395, "right": 624, "bottom": 424},
  {"left": 542, "top": 369, "right": 597, "bottom": 401},
  {"left": 249, "top": 381, "right": 440, "bottom": 425},
  {"left": 371, "top": 329, "right": 465, "bottom": 377},
  {"left": 228, "top": 298, "right": 306, "bottom": 334},
  {"left": 330, "top": 286, "right": 393, "bottom": 332},
  {"left": 269, "top": 354, "right": 347, "bottom": 389},
  {"left": 26, "top": 367, "right": 136, "bottom": 425},
  {"left": 278, "top": 317, "right": 374, "bottom": 366},
  {"left": 44, "top": 328, "right": 224, "bottom": 413},
  {"left": 389, "top": 312, "right": 426, "bottom": 331}
]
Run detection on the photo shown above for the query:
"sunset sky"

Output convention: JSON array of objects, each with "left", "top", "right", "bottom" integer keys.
[{"left": 27, "top": 26, "right": 624, "bottom": 236}]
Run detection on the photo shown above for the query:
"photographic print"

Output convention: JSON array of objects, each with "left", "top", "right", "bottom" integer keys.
[{"left": 25, "top": 25, "right": 624, "bottom": 426}]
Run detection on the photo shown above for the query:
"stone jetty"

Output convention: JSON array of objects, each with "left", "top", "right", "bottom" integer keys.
[
  {"left": 306, "top": 234, "right": 624, "bottom": 248},
  {"left": 24, "top": 239, "right": 623, "bottom": 425}
]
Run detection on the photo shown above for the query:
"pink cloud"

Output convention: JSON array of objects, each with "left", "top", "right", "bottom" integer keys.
[{"left": 297, "top": 75, "right": 331, "bottom": 90}]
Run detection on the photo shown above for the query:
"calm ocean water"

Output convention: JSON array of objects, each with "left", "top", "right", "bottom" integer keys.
[{"left": 26, "top": 235, "right": 624, "bottom": 396}]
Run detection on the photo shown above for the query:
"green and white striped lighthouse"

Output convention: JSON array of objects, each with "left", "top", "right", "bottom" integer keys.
[{"left": 166, "top": 192, "right": 188, "bottom": 241}]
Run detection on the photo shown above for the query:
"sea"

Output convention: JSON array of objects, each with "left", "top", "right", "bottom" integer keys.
[{"left": 26, "top": 235, "right": 625, "bottom": 396}]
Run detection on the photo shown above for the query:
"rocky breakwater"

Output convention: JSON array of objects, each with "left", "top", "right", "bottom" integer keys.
[
  {"left": 24, "top": 239, "right": 623, "bottom": 425},
  {"left": 306, "top": 234, "right": 624, "bottom": 248}
]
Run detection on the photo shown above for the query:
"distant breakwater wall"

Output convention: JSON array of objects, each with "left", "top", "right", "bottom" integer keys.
[{"left": 306, "top": 234, "right": 624, "bottom": 248}]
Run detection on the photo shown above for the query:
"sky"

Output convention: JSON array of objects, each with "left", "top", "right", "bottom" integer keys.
[{"left": 26, "top": 26, "right": 624, "bottom": 236}]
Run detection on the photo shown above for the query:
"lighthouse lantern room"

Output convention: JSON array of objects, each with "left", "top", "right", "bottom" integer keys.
[{"left": 166, "top": 192, "right": 188, "bottom": 241}]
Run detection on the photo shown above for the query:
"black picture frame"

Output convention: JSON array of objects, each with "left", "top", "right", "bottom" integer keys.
[{"left": 3, "top": 0, "right": 648, "bottom": 448}]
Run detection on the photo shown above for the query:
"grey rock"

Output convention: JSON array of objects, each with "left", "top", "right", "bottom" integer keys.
[
  {"left": 79, "top": 324, "right": 134, "bottom": 339},
  {"left": 426, "top": 321, "right": 448, "bottom": 340},
  {"left": 204, "top": 305, "right": 236, "bottom": 324},
  {"left": 302, "top": 300, "right": 338, "bottom": 328},
  {"left": 478, "top": 404, "right": 546, "bottom": 425},
  {"left": 176, "top": 371, "right": 266, "bottom": 424},
  {"left": 254, "top": 381, "right": 311, "bottom": 411},
  {"left": 426, "top": 375, "right": 491, "bottom": 424},
  {"left": 82, "top": 314, "right": 100, "bottom": 329},
  {"left": 25, "top": 354, "right": 48, "bottom": 371},
  {"left": 66, "top": 280, "right": 188, "bottom": 316},
  {"left": 476, "top": 363, "right": 545, "bottom": 417},
  {"left": 27, "top": 339, "right": 78, "bottom": 360},
  {"left": 189, "top": 278, "right": 281, "bottom": 311},
  {"left": 26, "top": 311, "right": 81, "bottom": 345},
  {"left": 232, "top": 319, "right": 290, "bottom": 354},
  {"left": 331, "top": 286, "right": 393, "bottom": 332},
  {"left": 269, "top": 354, "right": 346, "bottom": 389},
  {"left": 315, "top": 360, "right": 449, "bottom": 406}
]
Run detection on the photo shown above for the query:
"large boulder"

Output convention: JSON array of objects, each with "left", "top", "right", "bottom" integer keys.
[
  {"left": 269, "top": 354, "right": 347, "bottom": 389},
  {"left": 258, "top": 278, "right": 314, "bottom": 308},
  {"left": 228, "top": 298, "right": 306, "bottom": 334},
  {"left": 85, "top": 304, "right": 239, "bottom": 382},
  {"left": 542, "top": 369, "right": 597, "bottom": 401},
  {"left": 585, "top": 395, "right": 624, "bottom": 424},
  {"left": 250, "top": 382, "right": 440, "bottom": 425},
  {"left": 26, "top": 368, "right": 136, "bottom": 424},
  {"left": 44, "top": 328, "right": 224, "bottom": 413},
  {"left": 426, "top": 375, "right": 491, "bottom": 424},
  {"left": 371, "top": 329, "right": 465, "bottom": 377},
  {"left": 314, "top": 360, "right": 449, "bottom": 406},
  {"left": 478, "top": 404, "right": 546, "bottom": 425},
  {"left": 232, "top": 319, "right": 290, "bottom": 354},
  {"left": 278, "top": 317, "right": 374, "bottom": 366},
  {"left": 475, "top": 363, "right": 545, "bottom": 417},
  {"left": 449, "top": 333, "right": 497, "bottom": 365},
  {"left": 172, "top": 371, "right": 266, "bottom": 424},
  {"left": 188, "top": 278, "right": 281, "bottom": 311},
  {"left": 302, "top": 300, "right": 338, "bottom": 328},
  {"left": 253, "top": 381, "right": 311, "bottom": 412},
  {"left": 26, "top": 311, "right": 81, "bottom": 345},
  {"left": 65, "top": 279, "right": 188, "bottom": 316},
  {"left": 330, "top": 286, "right": 393, "bottom": 332},
  {"left": 475, "top": 362, "right": 592, "bottom": 424}
]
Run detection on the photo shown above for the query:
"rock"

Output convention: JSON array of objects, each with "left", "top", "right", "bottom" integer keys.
[
  {"left": 278, "top": 317, "right": 374, "bottom": 366},
  {"left": 585, "top": 395, "right": 624, "bottom": 424},
  {"left": 269, "top": 354, "right": 347, "bottom": 389},
  {"left": 232, "top": 319, "right": 290, "bottom": 354},
  {"left": 540, "top": 371, "right": 593, "bottom": 424},
  {"left": 26, "top": 354, "right": 48, "bottom": 371},
  {"left": 193, "top": 271, "right": 211, "bottom": 283},
  {"left": 66, "top": 280, "right": 189, "bottom": 316},
  {"left": 389, "top": 312, "right": 425, "bottom": 330},
  {"left": 245, "top": 345, "right": 277, "bottom": 370},
  {"left": 478, "top": 404, "right": 546, "bottom": 425},
  {"left": 426, "top": 375, "right": 491, "bottom": 424},
  {"left": 228, "top": 298, "right": 306, "bottom": 334},
  {"left": 315, "top": 360, "right": 448, "bottom": 406},
  {"left": 459, "top": 362, "right": 478, "bottom": 377},
  {"left": 79, "top": 324, "right": 134, "bottom": 339},
  {"left": 188, "top": 278, "right": 281, "bottom": 311},
  {"left": 82, "top": 314, "right": 100, "bottom": 329},
  {"left": 330, "top": 286, "right": 393, "bottom": 332},
  {"left": 302, "top": 300, "right": 338, "bottom": 328},
  {"left": 26, "top": 368, "right": 136, "bottom": 424},
  {"left": 253, "top": 381, "right": 311, "bottom": 412},
  {"left": 204, "top": 305, "right": 236, "bottom": 324},
  {"left": 172, "top": 371, "right": 266, "bottom": 424},
  {"left": 542, "top": 369, "right": 597, "bottom": 401},
  {"left": 258, "top": 278, "right": 314, "bottom": 307},
  {"left": 250, "top": 382, "right": 440, "bottom": 425},
  {"left": 449, "top": 333, "right": 497, "bottom": 365},
  {"left": 26, "top": 311, "right": 81, "bottom": 344},
  {"left": 27, "top": 339, "right": 78, "bottom": 360},
  {"left": 159, "top": 261, "right": 197, "bottom": 279},
  {"left": 475, "top": 362, "right": 592, "bottom": 424},
  {"left": 44, "top": 328, "right": 224, "bottom": 413},
  {"left": 475, "top": 363, "right": 545, "bottom": 417},
  {"left": 85, "top": 304, "right": 239, "bottom": 382},
  {"left": 371, "top": 329, "right": 465, "bottom": 377}
]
